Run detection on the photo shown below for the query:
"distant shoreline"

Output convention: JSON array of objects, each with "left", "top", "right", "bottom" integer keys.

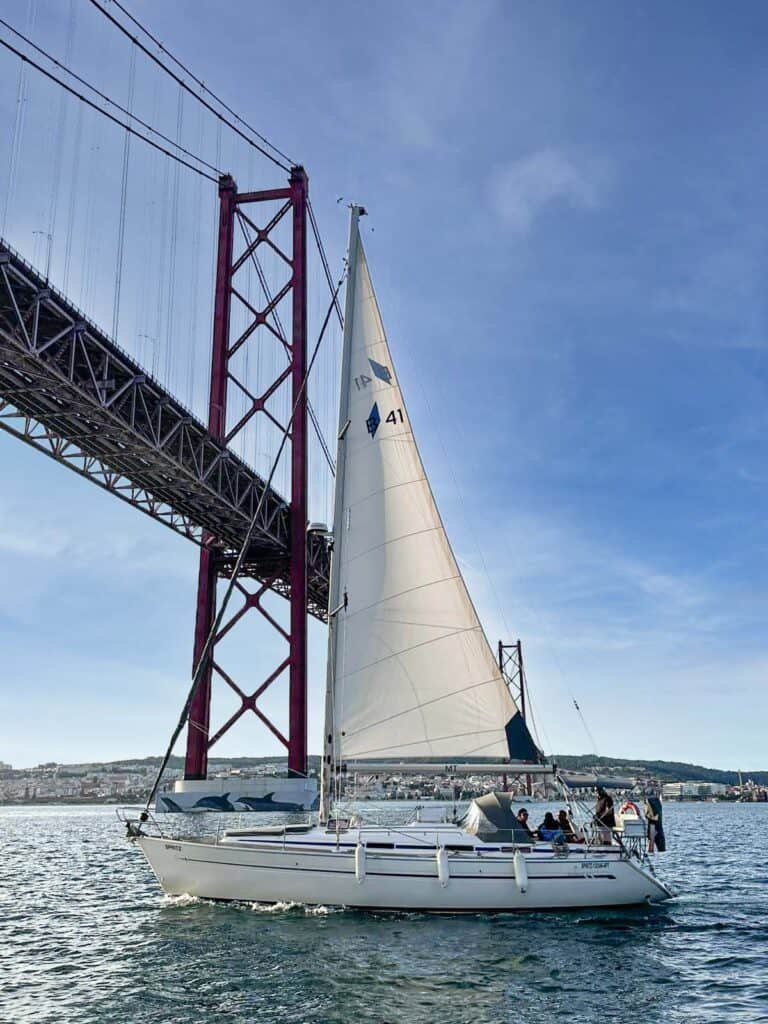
[
  {"left": 0, "top": 797, "right": 145, "bottom": 807},
  {"left": 2, "top": 795, "right": 761, "bottom": 808}
]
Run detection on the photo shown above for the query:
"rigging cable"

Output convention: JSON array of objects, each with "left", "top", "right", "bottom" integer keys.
[
  {"left": 572, "top": 699, "right": 600, "bottom": 758},
  {"left": 308, "top": 199, "right": 344, "bottom": 328},
  {"left": 0, "top": 17, "right": 224, "bottom": 178},
  {"left": 308, "top": 400, "right": 336, "bottom": 476},
  {"left": 0, "top": 35, "right": 219, "bottom": 182},
  {"left": 143, "top": 268, "right": 346, "bottom": 815},
  {"left": 105, "top": 0, "right": 295, "bottom": 169},
  {"left": 306, "top": 199, "right": 343, "bottom": 505},
  {"left": 86, "top": 0, "right": 291, "bottom": 172}
]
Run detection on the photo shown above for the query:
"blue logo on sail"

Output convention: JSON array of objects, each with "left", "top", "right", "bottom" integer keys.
[
  {"left": 369, "top": 358, "right": 392, "bottom": 383},
  {"left": 366, "top": 402, "right": 381, "bottom": 438}
]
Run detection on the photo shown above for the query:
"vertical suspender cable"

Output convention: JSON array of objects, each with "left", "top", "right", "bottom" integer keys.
[
  {"left": 86, "top": 0, "right": 291, "bottom": 172},
  {"left": 186, "top": 101, "right": 204, "bottom": 409},
  {"left": 163, "top": 85, "right": 184, "bottom": 387},
  {"left": 81, "top": 115, "right": 102, "bottom": 311},
  {"left": 154, "top": 155, "right": 170, "bottom": 379},
  {"left": 1, "top": 1, "right": 35, "bottom": 240},
  {"left": 0, "top": 69, "right": 23, "bottom": 237},
  {"left": 63, "top": 101, "right": 82, "bottom": 294},
  {"left": 45, "top": 0, "right": 76, "bottom": 281},
  {"left": 112, "top": 42, "right": 136, "bottom": 341},
  {"left": 135, "top": 75, "right": 159, "bottom": 372}
]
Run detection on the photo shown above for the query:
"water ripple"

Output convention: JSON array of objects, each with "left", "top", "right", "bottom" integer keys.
[{"left": 1, "top": 802, "right": 766, "bottom": 1023}]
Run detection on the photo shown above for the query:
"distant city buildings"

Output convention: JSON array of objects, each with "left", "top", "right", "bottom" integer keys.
[
  {"left": 0, "top": 758, "right": 765, "bottom": 804},
  {"left": 0, "top": 760, "right": 177, "bottom": 804},
  {"left": 662, "top": 781, "right": 727, "bottom": 799},
  {"left": 662, "top": 779, "right": 767, "bottom": 802}
]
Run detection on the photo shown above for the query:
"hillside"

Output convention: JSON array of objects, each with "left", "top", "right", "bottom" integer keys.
[
  {"left": 553, "top": 755, "right": 768, "bottom": 787},
  {"left": 62, "top": 753, "right": 768, "bottom": 786}
]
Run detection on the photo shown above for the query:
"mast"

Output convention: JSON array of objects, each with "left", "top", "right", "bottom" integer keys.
[{"left": 319, "top": 205, "right": 363, "bottom": 823}]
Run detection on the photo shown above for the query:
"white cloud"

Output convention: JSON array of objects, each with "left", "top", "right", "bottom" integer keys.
[
  {"left": 490, "top": 149, "right": 605, "bottom": 232},
  {"left": 0, "top": 500, "right": 195, "bottom": 583},
  {"left": 456, "top": 505, "right": 763, "bottom": 662}
]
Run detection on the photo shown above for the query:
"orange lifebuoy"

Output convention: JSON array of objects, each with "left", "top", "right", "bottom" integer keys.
[{"left": 619, "top": 800, "right": 641, "bottom": 817}]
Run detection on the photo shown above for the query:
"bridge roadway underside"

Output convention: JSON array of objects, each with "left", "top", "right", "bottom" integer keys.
[{"left": 0, "top": 241, "right": 329, "bottom": 620}]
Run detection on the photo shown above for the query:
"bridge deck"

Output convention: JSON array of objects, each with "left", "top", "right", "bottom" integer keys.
[{"left": 0, "top": 241, "right": 329, "bottom": 620}]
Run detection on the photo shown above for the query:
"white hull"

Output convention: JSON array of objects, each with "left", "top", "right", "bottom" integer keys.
[{"left": 135, "top": 825, "right": 671, "bottom": 912}]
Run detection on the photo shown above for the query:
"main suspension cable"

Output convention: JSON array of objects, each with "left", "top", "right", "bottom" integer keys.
[
  {"left": 107, "top": 0, "right": 295, "bottom": 168},
  {"left": 143, "top": 269, "right": 346, "bottom": 814},
  {"left": 0, "top": 35, "right": 218, "bottom": 183},
  {"left": 0, "top": 17, "right": 224, "bottom": 178},
  {"left": 87, "top": 0, "right": 291, "bottom": 172}
]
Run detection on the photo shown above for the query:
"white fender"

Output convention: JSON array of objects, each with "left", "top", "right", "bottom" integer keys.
[
  {"left": 436, "top": 846, "right": 449, "bottom": 887},
  {"left": 355, "top": 843, "right": 366, "bottom": 884},
  {"left": 513, "top": 850, "right": 528, "bottom": 893}
]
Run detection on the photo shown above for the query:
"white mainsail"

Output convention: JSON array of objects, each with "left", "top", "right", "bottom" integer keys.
[{"left": 324, "top": 208, "right": 536, "bottom": 773}]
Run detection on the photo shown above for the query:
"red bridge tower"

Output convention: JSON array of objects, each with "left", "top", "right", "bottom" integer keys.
[{"left": 185, "top": 167, "right": 309, "bottom": 780}]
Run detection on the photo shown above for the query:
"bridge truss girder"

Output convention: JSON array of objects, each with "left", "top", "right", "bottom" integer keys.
[{"left": 0, "top": 240, "right": 330, "bottom": 620}]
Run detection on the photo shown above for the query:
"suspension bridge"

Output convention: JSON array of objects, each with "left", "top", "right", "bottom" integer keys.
[
  {"left": 0, "top": 0, "right": 343, "bottom": 783},
  {"left": 0, "top": 1, "right": 532, "bottom": 795}
]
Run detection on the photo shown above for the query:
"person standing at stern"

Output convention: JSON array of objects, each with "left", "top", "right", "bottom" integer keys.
[
  {"left": 644, "top": 792, "right": 666, "bottom": 853},
  {"left": 593, "top": 786, "right": 616, "bottom": 843}
]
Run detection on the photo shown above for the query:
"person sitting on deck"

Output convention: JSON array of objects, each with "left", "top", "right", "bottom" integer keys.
[
  {"left": 557, "top": 809, "right": 579, "bottom": 842},
  {"left": 537, "top": 812, "right": 565, "bottom": 842},
  {"left": 516, "top": 807, "right": 535, "bottom": 839}
]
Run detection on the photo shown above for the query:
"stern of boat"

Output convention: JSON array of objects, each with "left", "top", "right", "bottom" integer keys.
[{"left": 627, "top": 855, "right": 675, "bottom": 903}]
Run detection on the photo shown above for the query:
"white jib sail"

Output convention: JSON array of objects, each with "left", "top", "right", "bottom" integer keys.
[{"left": 326, "top": 208, "right": 520, "bottom": 764}]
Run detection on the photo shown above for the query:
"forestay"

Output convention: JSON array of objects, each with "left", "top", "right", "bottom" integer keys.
[{"left": 327, "top": 209, "right": 538, "bottom": 764}]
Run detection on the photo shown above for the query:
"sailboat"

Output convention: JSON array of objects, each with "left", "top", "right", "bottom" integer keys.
[{"left": 129, "top": 208, "right": 672, "bottom": 910}]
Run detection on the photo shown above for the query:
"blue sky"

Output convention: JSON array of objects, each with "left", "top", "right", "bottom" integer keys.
[{"left": 0, "top": 0, "right": 766, "bottom": 770}]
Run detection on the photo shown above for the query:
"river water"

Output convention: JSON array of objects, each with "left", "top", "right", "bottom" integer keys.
[{"left": 1, "top": 801, "right": 766, "bottom": 1024}]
